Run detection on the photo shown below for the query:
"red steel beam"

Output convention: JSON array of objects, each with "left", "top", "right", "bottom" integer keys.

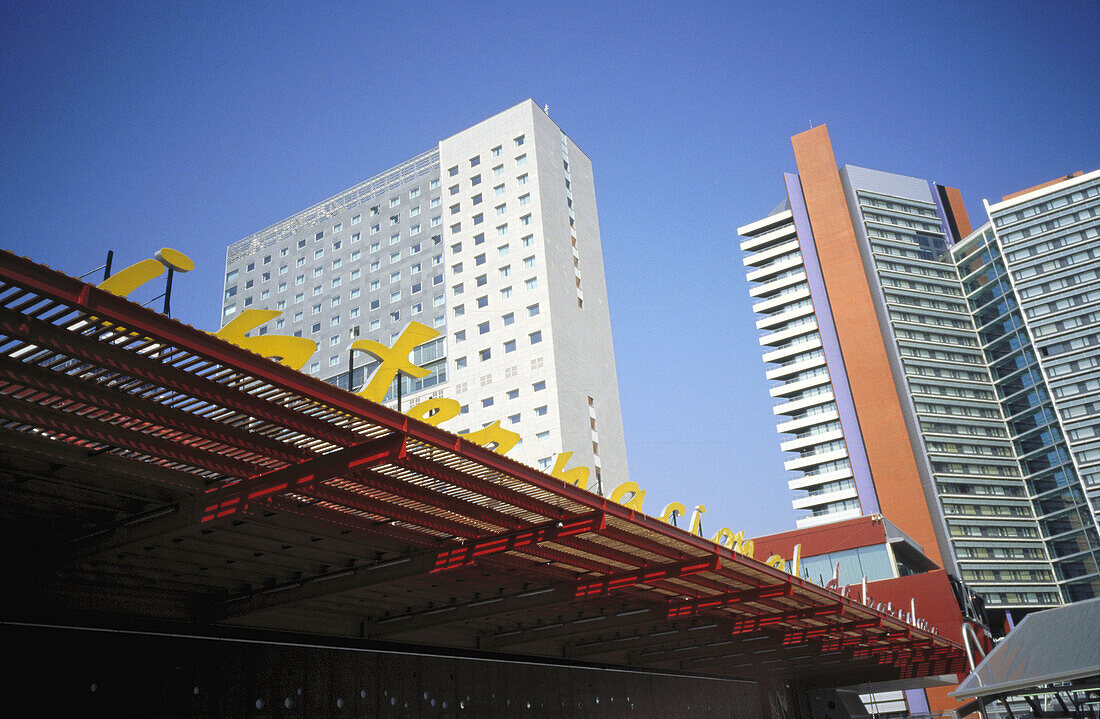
[
  {"left": 430, "top": 511, "right": 606, "bottom": 572},
  {"left": 386, "top": 456, "right": 713, "bottom": 589},
  {"left": 0, "top": 305, "right": 362, "bottom": 448},
  {"left": 0, "top": 392, "right": 257, "bottom": 478},
  {"left": 351, "top": 462, "right": 714, "bottom": 593},
  {"left": 348, "top": 468, "right": 530, "bottom": 530},
  {"left": 600, "top": 525, "right": 697, "bottom": 562},
  {"left": 336, "top": 471, "right": 630, "bottom": 576},
  {"left": 276, "top": 486, "right": 616, "bottom": 578},
  {"left": 666, "top": 582, "right": 794, "bottom": 619},
  {"left": 64, "top": 434, "right": 408, "bottom": 559},
  {"left": 780, "top": 618, "right": 881, "bottom": 647},
  {"left": 558, "top": 533, "right": 674, "bottom": 573},
  {"left": 209, "top": 518, "right": 606, "bottom": 621},
  {"left": 341, "top": 470, "right": 660, "bottom": 576},
  {"left": 597, "top": 525, "right": 788, "bottom": 599},
  {"left": 267, "top": 494, "right": 439, "bottom": 550},
  {"left": 396, "top": 453, "right": 567, "bottom": 519},
  {"left": 305, "top": 484, "right": 614, "bottom": 576},
  {"left": 574, "top": 554, "right": 721, "bottom": 599},
  {"left": 0, "top": 354, "right": 310, "bottom": 466},
  {"left": 516, "top": 544, "right": 618, "bottom": 575},
  {"left": 729, "top": 604, "right": 845, "bottom": 635},
  {"left": 200, "top": 434, "right": 406, "bottom": 522},
  {"left": 306, "top": 483, "right": 479, "bottom": 539}
]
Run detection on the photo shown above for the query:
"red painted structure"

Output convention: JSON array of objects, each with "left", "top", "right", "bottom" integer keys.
[
  {"left": 755, "top": 516, "right": 980, "bottom": 650},
  {"left": 754, "top": 515, "right": 899, "bottom": 562},
  {"left": 0, "top": 249, "right": 966, "bottom": 692},
  {"left": 791, "top": 126, "right": 947, "bottom": 567},
  {"left": 754, "top": 515, "right": 990, "bottom": 713}
]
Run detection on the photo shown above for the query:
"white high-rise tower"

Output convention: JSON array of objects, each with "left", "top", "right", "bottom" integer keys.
[{"left": 222, "top": 100, "right": 629, "bottom": 492}]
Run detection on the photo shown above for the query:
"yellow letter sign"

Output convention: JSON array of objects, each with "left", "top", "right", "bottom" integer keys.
[
  {"left": 351, "top": 321, "right": 440, "bottom": 402},
  {"left": 98, "top": 248, "right": 195, "bottom": 298},
  {"left": 215, "top": 310, "right": 317, "bottom": 370}
]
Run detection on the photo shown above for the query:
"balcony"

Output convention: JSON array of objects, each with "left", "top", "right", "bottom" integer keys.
[
  {"left": 792, "top": 485, "right": 858, "bottom": 510},
  {"left": 753, "top": 286, "right": 811, "bottom": 315},
  {"left": 742, "top": 238, "right": 800, "bottom": 269},
  {"left": 784, "top": 447, "right": 848, "bottom": 472},
  {"left": 780, "top": 428, "right": 844, "bottom": 452},
  {"left": 748, "top": 271, "right": 807, "bottom": 299},
  {"left": 787, "top": 465, "right": 854, "bottom": 490},
  {"left": 773, "top": 390, "right": 834, "bottom": 417},
  {"left": 759, "top": 321, "right": 819, "bottom": 348},
  {"left": 769, "top": 373, "right": 831, "bottom": 399},
  {"left": 777, "top": 409, "right": 840, "bottom": 434}
]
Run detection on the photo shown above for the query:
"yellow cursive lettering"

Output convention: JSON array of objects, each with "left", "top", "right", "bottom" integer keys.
[
  {"left": 712, "top": 528, "right": 737, "bottom": 549},
  {"left": 658, "top": 501, "right": 687, "bottom": 525},
  {"left": 730, "top": 531, "right": 755, "bottom": 559},
  {"left": 460, "top": 421, "right": 521, "bottom": 455},
  {"left": 609, "top": 481, "right": 646, "bottom": 511},
  {"left": 214, "top": 310, "right": 317, "bottom": 370},
  {"left": 98, "top": 248, "right": 195, "bottom": 298},
  {"left": 406, "top": 397, "right": 461, "bottom": 427},
  {"left": 687, "top": 504, "right": 707, "bottom": 536},
  {"left": 550, "top": 451, "right": 589, "bottom": 487},
  {"left": 351, "top": 321, "right": 439, "bottom": 402}
]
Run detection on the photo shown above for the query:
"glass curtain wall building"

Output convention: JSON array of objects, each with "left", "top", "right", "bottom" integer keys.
[
  {"left": 221, "top": 100, "right": 630, "bottom": 492},
  {"left": 952, "top": 170, "right": 1100, "bottom": 603},
  {"left": 738, "top": 126, "right": 1099, "bottom": 616}
]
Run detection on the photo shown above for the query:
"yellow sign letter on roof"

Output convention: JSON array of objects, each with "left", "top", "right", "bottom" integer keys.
[
  {"left": 609, "top": 481, "right": 646, "bottom": 512},
  {"left": 98, "top": 248, "right": 194, "bottom": 298},
  {"left": 214, "top": 310, "right": 317, "bottom": 370},
  {"left": 461, "top": 421, "right": 521, "bottom": 455},
  {"left": 351, "top": 321, "right": 440, "bottom": 403},
  {"left": 406, "top": 397, "right": 461, "bottom": 427},
  {"left": 550, "top": 451, "right": 589, "bottom": 487}
]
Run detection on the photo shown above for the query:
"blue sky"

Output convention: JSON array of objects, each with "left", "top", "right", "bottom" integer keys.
[{"left": 2, "top": 1, "right": 1097, "bottom": 537}]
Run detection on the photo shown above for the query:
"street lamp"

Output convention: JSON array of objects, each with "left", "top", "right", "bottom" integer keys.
[{"left": 347, "top": 326, "right": 360, "bottom": 391}]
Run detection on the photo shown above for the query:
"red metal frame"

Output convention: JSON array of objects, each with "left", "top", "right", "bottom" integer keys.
[
  {"left": 0, "top": 353, "right": 307, "bottom": 465},
  {"left": 0, "top": 250, "right": 968, "bottom": 685},
  {"left": 729, "top": 604, "right": 844, "bottom": 635},
  {"left": 667, "top": 582, "right": 794, "bottom": 618},
  {"left": 574, "top": 555, "right": 722, "bottom": 598},
  {"left": 200, "top": 434, "right": 406, "bottom": 521},
  {"left": 0, "top": 392, "right": 256, "bottom": 477},
  {"left": 431, "top": 511, "right": 606, "bottom": 572}
]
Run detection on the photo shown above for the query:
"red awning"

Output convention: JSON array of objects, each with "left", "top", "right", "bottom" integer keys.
[{"left": 0, "top": 250, "right": 966, "bottom": 686}]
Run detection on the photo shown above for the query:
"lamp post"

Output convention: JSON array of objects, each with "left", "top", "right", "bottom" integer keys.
[{"left": 348, "top": 326, "right": 360, "bottom": 391}]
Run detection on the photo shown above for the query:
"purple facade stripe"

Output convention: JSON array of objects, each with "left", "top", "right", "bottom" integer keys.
[
  {"left": 783, "top": 172, "right": 881, "bottom": 515},
  {"left": 904, "top": 688, "right": 932, "bottom": 714}
]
